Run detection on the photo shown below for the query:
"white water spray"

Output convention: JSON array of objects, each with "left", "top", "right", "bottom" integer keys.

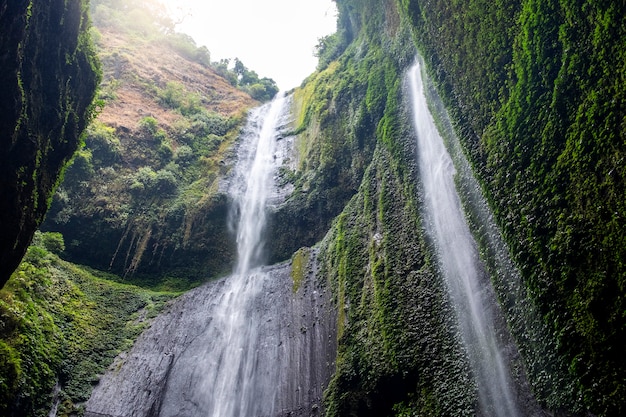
[
  {"left": 85, "top": 93, "right": 336, "bottom": 417},
  {"left": 408, "top": 59, "right": 522, "bottom": 416},
  {"left": 158, "top": 94, "right": 289, "bottom": 417}
]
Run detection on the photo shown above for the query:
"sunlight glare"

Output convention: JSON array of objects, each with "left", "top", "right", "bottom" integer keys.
[{"left": 158, "top": 0, "right": 338, "bottom": 89}]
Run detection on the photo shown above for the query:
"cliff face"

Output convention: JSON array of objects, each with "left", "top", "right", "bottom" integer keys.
[
  {"left": 289, "top": 0, "right": 625, "bottom": 415},
  {"left": 400, "top": 0, "right": 626, "bottom": 414},
  {"left": 2, "top": 0, "right": 623, "bottom": 414},
  {"left": 278, "top": 2, "right": 480, "bottom": 414},
  {"left": 0, "top": 0, "right": 100, "bottom": 288}
]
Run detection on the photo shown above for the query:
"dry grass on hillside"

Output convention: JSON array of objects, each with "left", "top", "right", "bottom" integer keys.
[{"left": 96, "top": 27, "right": 256, "bottom": 132}]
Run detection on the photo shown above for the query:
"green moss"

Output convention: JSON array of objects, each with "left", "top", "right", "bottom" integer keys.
[
  {"left": 0, "top": 0, "right": 101, "bottom": 286},
  {"left": 290, "top": 247, "right": 311, "bottom": 293},
  {"left": 301, "top": 9, "right": 478, "bottom": 411},
  {"left": 0, "top": 239, "right": 175, "bottom": 416},
  {"left": 398, "top": 0, "right": 626, "bottom": 413}
]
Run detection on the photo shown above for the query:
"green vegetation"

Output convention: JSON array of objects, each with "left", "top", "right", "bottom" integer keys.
[
  {"left": 2, "top": 0, "right": 622, "bottom": 415},
  {"left": 0, "top": 0, "right": 100, "bottom": 287},
  {"left": 232, "top": 58, "right": 279, "bottom": 101},
  {"left": 285, "top": 0, "right": 626, "bottom": 414},
  {"left": 287, "top": 1, "right": 477, "bottom": 414},
  {"left": 399, "top": 0, "right": 626, "bottom": 414},
  {"left": 320, "top": 144, "right": 476, "bottom": 415},
  {"left": 47, "top": 99, "right": 242, "bottom": 284},
  {"left": 91, "top": 0, "right": 205, "bottom": 66},
  {"left": 43, "top": 0, "right": 271, "bottom": 285},
  {"left": 290, "top": 247, "right": 311, "bottom": 292},
  {"left": 267, "top": 0, "right": 416, "bottom": 262},
  {"left": 0, "top": 232, "right": 175, "bottom": 416}
]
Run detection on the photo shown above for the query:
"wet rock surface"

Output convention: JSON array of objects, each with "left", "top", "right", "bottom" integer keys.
[{"left": 85, "top": 253, "right": 336, "bottom": 417}]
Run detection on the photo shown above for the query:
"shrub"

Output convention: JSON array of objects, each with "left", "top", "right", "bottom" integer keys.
[
  {"left": 33, "top": 232, "right": 65, "bottom": 255},
  {"left": 68, "top": 149, "right": 95, "bottom": 181},
  {"left": 154, "top": 169, "right": 178, "bottom": 195},
  {"left": 174, "top": 145, "right": 194, "bottom": 166},
  {"left": 139, "top": 116, "right": 158, "bottom": 134},
  {"left": 85, "top": 122, "right": 121, "bottom": 165},
  {"left": 158, "top": 82, "right": 185, "bottom": 109}
]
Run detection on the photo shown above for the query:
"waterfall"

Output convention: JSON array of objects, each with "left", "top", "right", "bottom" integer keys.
[
  {"left": 84, "top": 93, "right": 336, "bottom": 417},
  {"left": 407, "top": 59, "right": 523, "bottom": 416},
  {"left": 158, "top": 94, "right": 289, "bottom": 416},
  {"left": 233, "top": 94, "right": 287, "bottom": 275}
]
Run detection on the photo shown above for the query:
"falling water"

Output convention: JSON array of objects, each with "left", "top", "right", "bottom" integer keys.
[
  {"left": 84, "top": 92, "right": 336, "bottom": 417},
  {"left": 407, "top": 59, "right": 523, "bottom": 416},
  {"left": 158, "top": 94, "right": 289, "bottom": 417}
]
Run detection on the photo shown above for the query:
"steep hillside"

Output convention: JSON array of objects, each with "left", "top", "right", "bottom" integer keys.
[
  {"left": 42, "top": 0, "right": 261, "bottom": 286},
  {"left": 0, "top": 0, "right": 100, "bottom": 288}
]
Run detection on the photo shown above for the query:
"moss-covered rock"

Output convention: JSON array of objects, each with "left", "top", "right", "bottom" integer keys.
[
  {"left": 320, "top": 142, "right": 476, "bottom": 416},
  {"left": 292, "top": 0, "right": 625, "bottom": 414},
  {"left": 0, "top": 235, "right": 174, "bottom": 416},
  {"left": 267, "top": 0, "right": 415, "bottom": 264},
  {"left": 289, "top": 3, "right": 478, "bottom": 413},
  {"left": 0, "top": 0, "right": 101, "bottom": 288},
  {"left": 399, "top": 0, "right": 626, "bottom": 414}
]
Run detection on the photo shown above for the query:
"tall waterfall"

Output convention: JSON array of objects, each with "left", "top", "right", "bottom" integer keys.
[
  {"left": 407, "top": 60, "right": 523, "bottom": 416},
  {"left": 159, "top": 95, "right": 289, "bottom": 416},
  {"left": 233, "top": 94, "right": 287, "bottom": 275},
  {"left": 84, "top": 93, "right": 336, "bottom": 417}
]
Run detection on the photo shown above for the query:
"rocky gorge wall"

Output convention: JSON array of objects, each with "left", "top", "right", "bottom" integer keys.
[
  {"left": 1, "top": 0, "right": 624, "bottom": 414},
  {"left": 283, "top": 0, "right": 625, "bottom": 415},
  {"left": 0, "top": 0, "right": 100, "bottom": 288}
]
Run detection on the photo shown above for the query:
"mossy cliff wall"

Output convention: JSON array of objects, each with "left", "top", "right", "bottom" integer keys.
[
  {"left": 288, "top": 1, "right": 477, "bottom": 414},
  {"left": 292, "top": 0, "right": 625, "bottom": 415},
  {"left": 0, "top": 0, "right": 100, "bottom": 288},
  {"left": 268, "top": 0, "right": 410, "bottom": 262},
  {"left": 399, "top": 0, "right": 625, "bottom": 414}
]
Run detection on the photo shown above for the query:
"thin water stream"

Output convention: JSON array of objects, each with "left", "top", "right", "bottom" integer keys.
[{"left": 408, "top": 59, "right": 523, "bottom": 416}]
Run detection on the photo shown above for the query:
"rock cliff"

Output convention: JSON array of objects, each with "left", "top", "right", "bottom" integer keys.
[{"left": 0, "top": 0, "right": 100, "bottom": 287}]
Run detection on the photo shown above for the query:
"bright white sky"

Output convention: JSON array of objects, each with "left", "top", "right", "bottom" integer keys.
[{"left": 159, "top": 0, "right": 338, "bottom": 90}]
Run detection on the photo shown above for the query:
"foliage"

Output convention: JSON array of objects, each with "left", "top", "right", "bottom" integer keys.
[
  {"left": 162, "top": 33, "right": 211, "bottom": 67},
  {"left": 268, "top": 0, "right": 415, "bottom": 264},
  {"left": 31, "top": 231, "right": 65, "bottom": 255},
  {"left": 84, "top": 121, "right": 121, "bottom": 166},
  {"left": 320, "top": 131, "right": 475, "bottom": 417},
  {"left": 232, "top": 58, "right": 279, "bottom": 101},
  {"left": 46, "top": 82, "right": 243, "bottom": 283},
  {"left": 314, "top": 33, "right": 343, "bottom": 70},
  {"left": 400, "top": 0, "right": 626, "bottom": 414},
  {"left": 0, "top": 236, "right": 174, "bottom": 416},
  {"left": 282, "top": 1, "right": 479, "bottom": 414},
  {"left": 90, "top": 0, "right": 277, "bottom": 100},
  {"left": 0, "top": 0, "right": 101, "bottom": 287},
  {"left": 42, "top": 0, "right": 261, "bottom": 285}
]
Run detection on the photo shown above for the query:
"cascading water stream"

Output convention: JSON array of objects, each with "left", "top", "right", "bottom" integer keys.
[
  {"left": 159, "top": 94, "right": 289, "bottom": 417},
  {"left": 84, "top": 92, "right": 336, "bottom": 417},
  {"left": 233, "top": 94, "right": 286, "bottom": 276},
  {"left": 407, "top": 59, "right": 523, "bottom": 416}
]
